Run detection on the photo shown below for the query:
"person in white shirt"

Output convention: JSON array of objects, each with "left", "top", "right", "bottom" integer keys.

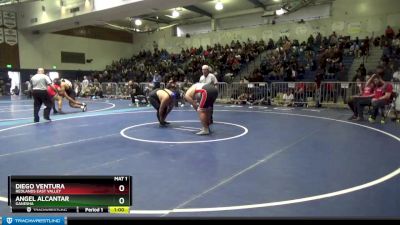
[
  {"left": 199, "top": 65, "right": 218, "bottom": 85},
  {"left": 81, "top": 76, "right": 89, "bottom": 96},
  {"left": 31, "top": 68, "right": 58, "bottom": 122},
  {"left": 283, "top": 90, "right": 294, "bottom": 107},
  {"left": 199, "top": 65, "right": 218, "bottom": 123},
  {"left": 393, "top": 67, "right": 400, "bottom": 82}
]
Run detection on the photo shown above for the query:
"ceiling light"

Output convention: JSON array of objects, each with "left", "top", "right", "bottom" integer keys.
[
  {"left": 172, "top": 9, "right": 180, "bottom": 18},
  {"left": 215, "top": 1, "right": 223, "bottom": 11},
  {"left": 276, "top": 8, "right": 287, "bottom": 16},
  {"left": 134, "top": 19, "right": 142, "bottom": 26}
]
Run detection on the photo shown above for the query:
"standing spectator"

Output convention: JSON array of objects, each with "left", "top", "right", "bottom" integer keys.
[
  {"left": 153, "top": 41, "right": 159, "bottom": 52},
  {"left": 5, "top": 78, "right": 11, "bottom": 95},
  {"left": 361, "top": 36, "right": 370, "bottom": 57},
  {"left": 81, "top": 76, "right": 89, "bottom": 96},
  {"left": 385, "top": 26, "right": 395, "bottom": 40},
  {"left": 31, "top": 68, "right": 57, "bottom": 123},
  {"left": 25, "top": 76, "right": 33, "bottom": 99},
  {"left": 356, "top": 63, "right": 367, "bottom": 79},
  {"left": 393, "top": 66, "right": 400, "bottom": 82},
  {"left": 152, "top": 70, "right": 162, "bottom": 89}
]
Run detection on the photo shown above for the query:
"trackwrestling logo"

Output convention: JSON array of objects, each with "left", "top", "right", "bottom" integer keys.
[{"left": 2, "top": 217, "right": 65, "bottom": 225}]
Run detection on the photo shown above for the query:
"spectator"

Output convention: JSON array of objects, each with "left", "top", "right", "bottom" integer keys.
[
  {"left": 369, "top": 74, "right": 394, "bottom": 122},
  {"left": 129, "top": 80, "right": 147, "bottom": 106},
  {"left": 349, "top": 41, "right": 360, "bottom": 57},
  {"left": 377, "top": 64, "right": 393, "bottom": 82},
  {"left": 356, "top": 63, "right": 367, "bottom": 79},
  {"left": 25, "top": 77, "right": 33, "bottom": 98},
  {"left": 283, "top": 90, "right": 294, "bottom": 107},
  {"left": 12, "top": 86, "right": 19, "bottom": 95},
  {"left": 81, "top": 76, "right": 89, "bottom": 95},
  {"left": 385, "top": 25, "right": 395, "bottom": 40},
  {"left": 393, "top": 66, "right": 400, "bottom": 82},
  {"left": 348, "top": 76, "right": 375, "bottom": 121},
  {"left": 152, "top": 71, "right": 162, "bottom": 89},
  {"left": 361, "top": 36, "right": 370, "bottom": 57}
]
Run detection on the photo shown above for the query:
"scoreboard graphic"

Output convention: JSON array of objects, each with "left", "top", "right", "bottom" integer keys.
[{"left": 7, "top": 176, "right": 132, "bottom": 214}]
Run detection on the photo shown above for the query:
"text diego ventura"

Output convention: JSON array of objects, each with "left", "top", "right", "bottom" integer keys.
[{"left": 14, "top": 183, "right": 66, "bottom": 194}]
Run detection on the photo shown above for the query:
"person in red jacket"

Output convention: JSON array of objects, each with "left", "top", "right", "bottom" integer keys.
[
  {"left": 369, "top": 75, "right": 394, "bottom": 123},
  {"left": 348, "top": 77, "right": 375, "bottom": 121}
]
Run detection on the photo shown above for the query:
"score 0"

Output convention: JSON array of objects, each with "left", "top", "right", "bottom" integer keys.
[{"left": 114, "top": 176, "right": 129, "bottom": 206}]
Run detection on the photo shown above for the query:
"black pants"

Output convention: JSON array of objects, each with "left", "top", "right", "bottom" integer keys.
[
  {"left": 371, "top": 99, "right": 387, "bottom": 119},
  {"left": 355, "top": 97, "right": 372, "bottom": 118},
  {"left": 148, "top": 93, "right": 162, "bottom": 123},
  {"left": 32, "top": 90, "right": 52, "bottom": 122},
  {"left": 153, "top": 82, "right": 161, "bottom": 89},
  {"left": 348, "top": 98, "right": 357, "bottom": 116}
]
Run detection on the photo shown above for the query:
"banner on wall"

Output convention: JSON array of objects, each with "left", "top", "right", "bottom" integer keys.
[
  {"left": 332, "top": 21, "right": 345, "bottom": 32},
  {"left": 4, "top": 28, "right": 17, "bottom": 46},
  {"left": 3, "top": 11, "right": 16, "bottom": 29},
  {"left": 0, "top": 10, "right": 3, "bottom": 27},
  {"left": 0, "top": 28, "right": 4, "bottom": 44},
  {"left": 347, "top": 22, "right": 362, "bottom": 35}
]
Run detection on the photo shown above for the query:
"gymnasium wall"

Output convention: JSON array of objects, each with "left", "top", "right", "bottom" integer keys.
[
  {"left": 18, "top": 31, "right": 135, "bottom": 70},
  {"left": 16, "top": 0, "right": 400, "bottom": 72},
  {"left": 132, "top": 0, "right": 400, "bottom": 53}
]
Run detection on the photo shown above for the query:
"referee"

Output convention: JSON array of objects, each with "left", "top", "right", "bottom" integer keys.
[
  {"left": 199, "top": 65, "right": 218, "bottom": 124},
  {"left": 31, "top": 68, "right": 57, "bottom": 123}
]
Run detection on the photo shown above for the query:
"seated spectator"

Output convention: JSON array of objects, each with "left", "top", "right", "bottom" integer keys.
[
  {"left": 369, "top": 74, "right": 394, "bottom": 123},
  {"left": 348, "top": 76, "right": 375, "bottom": 121},
  {"left": 377, "top": 63, "right": 393, "bottom": 81},
  {"left": 233, "top": 93, "right": 249, "bottom": 105},
  {"left": 105, "top": 83, "right": 114, "bottom": 96},
  {"left": 283, "top": 90, "right": 294, "bottom": 107},
  {"left": 129, "top": 80, "right": 147, "bottom": 105},
  {"left": 12, "top": 86, "right": 19, "bottom": 96}
]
